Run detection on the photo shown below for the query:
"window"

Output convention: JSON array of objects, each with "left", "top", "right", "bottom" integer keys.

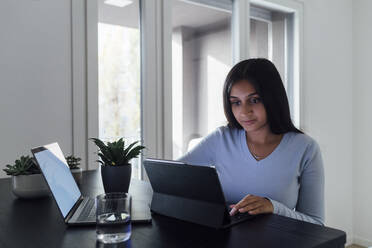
[{"left": 98, "top": 0, "right": 142, "bottom": 178}]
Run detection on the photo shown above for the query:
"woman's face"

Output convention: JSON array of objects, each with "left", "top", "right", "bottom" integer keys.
[{"left": 229, "top": 80, "right": 268, "bottom": 133}]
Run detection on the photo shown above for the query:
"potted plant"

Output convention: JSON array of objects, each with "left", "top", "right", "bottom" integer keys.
[
  {"left": 65, "top": 155, "right": 82, "bottom": 184},
  {"left": 3, "top": 155, "right": 49, "bottom": 199},
  {"left": 90, "top": 138, "right": 145, "bottom": 193}
]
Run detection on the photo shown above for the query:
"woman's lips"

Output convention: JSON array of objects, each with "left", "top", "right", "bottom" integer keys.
[{"left": 241, "top": 120, "right": 256, "bottom": 125}]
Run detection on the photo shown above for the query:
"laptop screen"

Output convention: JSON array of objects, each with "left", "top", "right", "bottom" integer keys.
[{"left": 33, "top": 143, "right": 81, "bottom": 218}]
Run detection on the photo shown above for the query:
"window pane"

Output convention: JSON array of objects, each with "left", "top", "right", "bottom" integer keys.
[
  {"left": 171, "top": 0, "right": 232, "bottom": 158},
  {"left": 98, "top": 0, "right": 141, "bottom": 178}
]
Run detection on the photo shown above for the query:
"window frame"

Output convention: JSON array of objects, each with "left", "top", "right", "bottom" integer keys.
[{"left": 71, "top": 0, "right": 99, "bottom": 172}]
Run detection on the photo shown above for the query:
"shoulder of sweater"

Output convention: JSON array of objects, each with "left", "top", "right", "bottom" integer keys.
[
  {"left": 287, "top": 132, "right": 317, "bottom": 146},
  {"left": 287, "top": 132, "right": 320, "bottom": 156},
  {"left": 201, "top": 126, "right": 241, "bottom": 142},
  {"left": 215, "top": 125, "right": 242, "bottom": 137}
]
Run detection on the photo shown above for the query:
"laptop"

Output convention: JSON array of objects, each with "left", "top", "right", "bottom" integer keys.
[
  {"left": 143, "top": 158, "right": 254, "bottom": 229},
  {"left": 31, "top": 142, "right": 151, "bottom": 226}
]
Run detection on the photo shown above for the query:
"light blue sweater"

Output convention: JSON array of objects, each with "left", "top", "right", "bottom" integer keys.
[{"left": 178, "top": 126, "right": 325, "bottom": 225}]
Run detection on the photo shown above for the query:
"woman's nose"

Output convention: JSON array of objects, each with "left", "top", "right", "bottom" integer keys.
[{"left": 240, "top": 104, "right": 253, "bottom": 117}]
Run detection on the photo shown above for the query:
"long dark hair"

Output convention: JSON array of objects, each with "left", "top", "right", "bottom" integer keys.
[{"left": 223, "top": 58, "right": 302, "bottom": 134}]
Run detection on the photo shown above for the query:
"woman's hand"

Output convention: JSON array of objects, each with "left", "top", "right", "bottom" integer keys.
[{"left": 229, "top": 194, "right": 274, "bottom": 216}]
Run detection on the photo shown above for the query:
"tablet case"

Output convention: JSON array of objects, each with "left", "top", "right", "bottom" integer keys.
[{"left": 144, "top": 159, "right": 230, "bottom": 228}]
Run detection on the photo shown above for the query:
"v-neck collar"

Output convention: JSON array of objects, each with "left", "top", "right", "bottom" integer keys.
[{"left": 240, "top": 130, "right": 289, "bottom": 164}]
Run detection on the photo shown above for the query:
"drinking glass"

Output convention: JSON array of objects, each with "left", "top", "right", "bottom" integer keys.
[{"left": 96, "top": 193, "right": 131, "bottom": 244}]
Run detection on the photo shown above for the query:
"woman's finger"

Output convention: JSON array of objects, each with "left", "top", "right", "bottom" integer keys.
[
  {"left": 233, "top": 195, "right": 258, "bottom": 209},
  {"left": 238, "top": 201, "right": 262, "bottom": 213},
  {"left": 230, "top": 196, "right": 250, "bottom": 215},
  {"left": 248, "top": 206, "right": 264, "bottom": 215},
  {"left": 230, "top": 198, "right": 260, "bottom": 215}
]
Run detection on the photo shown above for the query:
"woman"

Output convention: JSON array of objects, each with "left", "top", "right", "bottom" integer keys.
[{"left": 178, "top": 58, "right": 324, "bottom": 225}]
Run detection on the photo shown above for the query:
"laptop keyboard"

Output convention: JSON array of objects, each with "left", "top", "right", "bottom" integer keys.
[{"left": 77, "top": 198, "right": 96, "bottom": 222}]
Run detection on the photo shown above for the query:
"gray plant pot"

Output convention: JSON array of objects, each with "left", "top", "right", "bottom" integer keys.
[
  {"left": 70, "top": 168, "right": 82, "bottom": 184},
  {"left": 12, "top": 174, "right": 50, "bottom": 199},
  {"left": 101, "top": 164, "right": 131, "bottom": 193}
]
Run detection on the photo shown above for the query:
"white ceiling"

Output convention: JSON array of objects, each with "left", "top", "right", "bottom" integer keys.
[{"left": 98, "top": 0, "right": 231, "bottom": 30}]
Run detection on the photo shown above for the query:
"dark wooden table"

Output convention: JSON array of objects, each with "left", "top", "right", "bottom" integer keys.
[{"left": 0, "top": 170, "right": 346, "bottom": 248}]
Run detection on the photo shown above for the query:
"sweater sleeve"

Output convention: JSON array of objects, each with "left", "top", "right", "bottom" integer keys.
[
  {"left": 177, "top": 129, "right": 220, "bottom": 166},
  {"left": 269, "top": 140, "right": 325, "bottom": 225}
]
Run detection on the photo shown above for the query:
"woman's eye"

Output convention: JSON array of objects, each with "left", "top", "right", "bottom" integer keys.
[
  {"left": 231, "top": 101, "right": 240, "bottom": 106},
  {"left": 249, "top": 97, "right": 261, "bottom": 104}
]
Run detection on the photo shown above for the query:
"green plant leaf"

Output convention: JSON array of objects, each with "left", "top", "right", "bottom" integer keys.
[
  {"left": 116, "top": 141, "right": 138, "bottom": 165},
  {"left": 125, "top": 145, "right": 146, "bottom": 161},
  {"left": 65, "top": 155, "right": 81, "bottom": 169},
  {"left": 2, "top": 155, "right": 40, "bottom": 176},
  {"left": 123, "top": 141, "right": 139, "bottom": 157},
  {"left": 97, "top": 152, "right": 110, "bottom": 165},
  {"left": 116, "top": 138, "right": 125, "bottom": 151},
  {"left": 90, "top": 137, "right": 145, "bottom": 166},
  {"left": 90, "top": 138, "right": 109, "bottom": 154},
  {"left": 90, "top": 138, "right": 114, "bottom": 163}
]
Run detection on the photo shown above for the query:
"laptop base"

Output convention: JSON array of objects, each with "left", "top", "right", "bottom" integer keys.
[{"left": 67, "top": 197, "right": 152, "bottom": 226}]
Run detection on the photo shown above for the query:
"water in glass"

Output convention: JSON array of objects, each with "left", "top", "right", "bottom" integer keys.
[{"left": 96, "top": 212, "right": 131, "bottom": 243}]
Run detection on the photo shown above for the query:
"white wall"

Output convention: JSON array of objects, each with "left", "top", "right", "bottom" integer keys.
[
  {"left": 353, "top": 0, "right": 372, "bottom": 246},
  {"left": 0, "top": 0, "right": 73, "bottom": 177},
  {"left": 301, "top": 0, "right": 353, "bottom": 243}
]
